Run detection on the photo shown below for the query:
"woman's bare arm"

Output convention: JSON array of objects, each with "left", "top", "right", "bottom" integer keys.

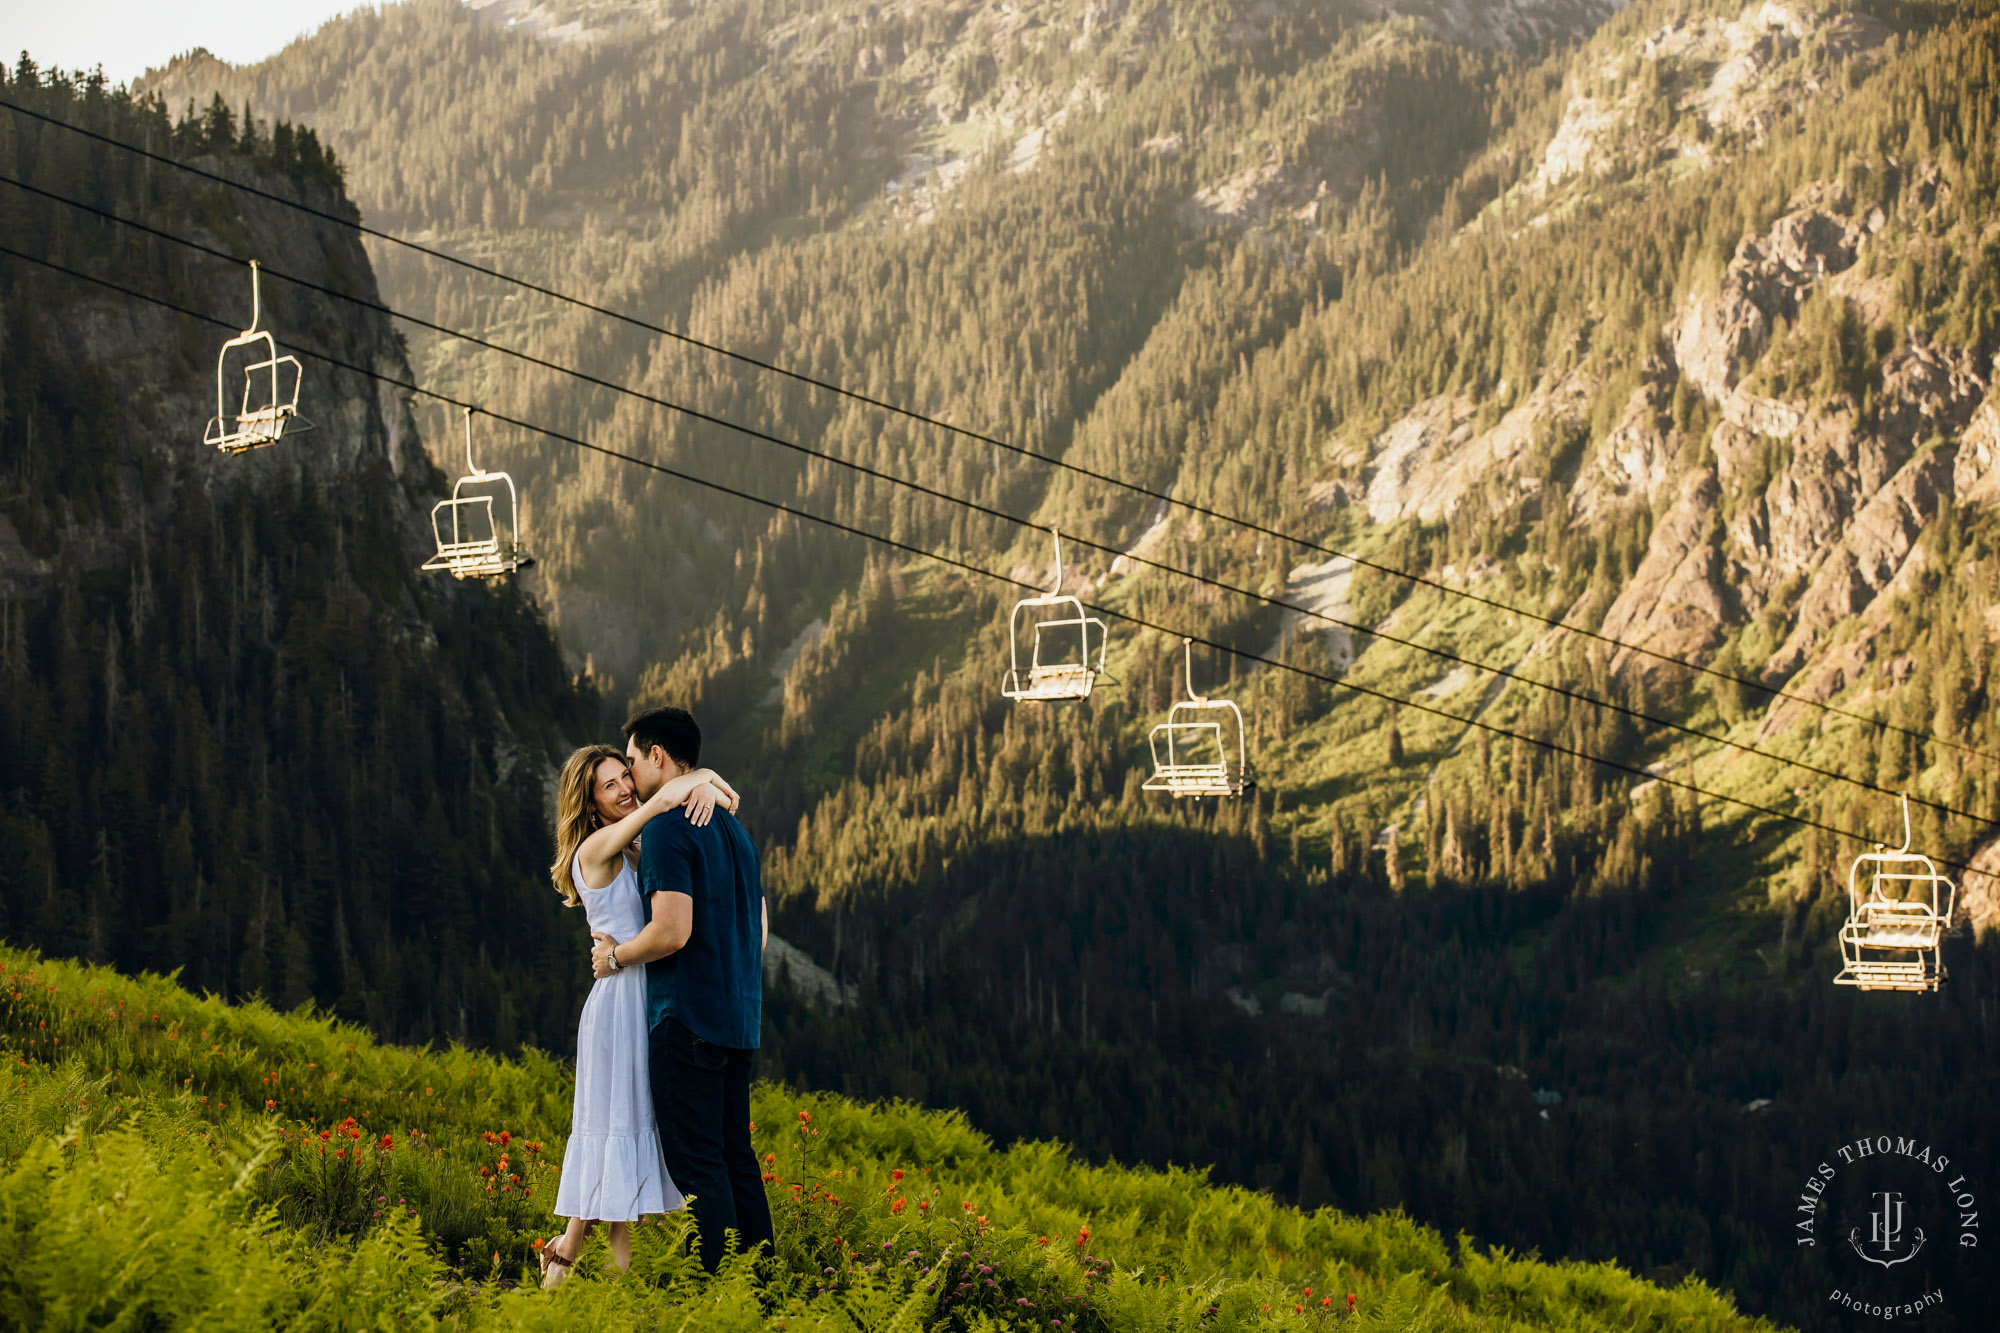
[{"left": 574, "top": 769, "right": 730, "bottom": 890}]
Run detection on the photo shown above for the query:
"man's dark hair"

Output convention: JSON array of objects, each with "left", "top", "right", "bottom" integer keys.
[{"left": 624, "top": 706, "right": 701, "bottom": 770}]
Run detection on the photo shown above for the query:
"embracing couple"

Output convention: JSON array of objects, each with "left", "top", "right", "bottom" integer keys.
[{"left": 537, "top": 705, "right": 773, "bottom": 1284}]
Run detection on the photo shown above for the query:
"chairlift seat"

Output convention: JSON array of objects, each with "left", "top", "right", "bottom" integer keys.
[
  {"left": 1850, "top": 902, "right": 1944, "bottom": 951},
  {"left": 422, "top": 411, "right": 533, "bottom": 580},
  {"left": 1143, "top": 641, "right": 1255, "bottom": 799},
  {"left": 1005, "top": 661, "right": 1100, "bottom": 701},
  {"left": 1002, "top": 540, "right": 1108, "bottom": 703},
  {"left": 1833, "top": 955, "right": 1940, "bottom": 992},
  {"left": 204, "top": 263, "right": 309, "bottom": 454},
  {"left": 1833, "top": 796, "right": 1955, "bottom": 993}
]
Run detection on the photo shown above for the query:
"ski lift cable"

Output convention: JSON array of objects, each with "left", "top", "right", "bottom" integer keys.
[
  {"left": 5, "top": 172, "right": 1990, "bottom": 822},
  {"left": 5, "top": 240, "right": 1987, "bottom": 876},
  {"left": 0, "top": 98, "right": 1977, "bottom": 764}
]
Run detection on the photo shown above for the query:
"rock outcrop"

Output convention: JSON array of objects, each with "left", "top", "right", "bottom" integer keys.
[
  {"left": 1672, "top": 184, "right": 1880, "bottom": 404},
  {"left": 1599, "top": 469, "right": 1727, "bottom": 678},
  {"left": 1527, "top": 1, "right": 1887, "bottom": 205},
  {"left": 1653, "top": 174, "right": 1990, "bottom": 694},
  {"left": 1363, "top": 371, "right": 1595, "bottom": 525}
]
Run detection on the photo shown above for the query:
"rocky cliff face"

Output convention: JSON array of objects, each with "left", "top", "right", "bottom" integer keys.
[
  {"left": 1525, "top": 1, "right": 1887, "bottom": 211},
  {"left": 1356, "top": 18, "right": 1991, "bottom": 736},
  {"left": 1371, "top": 168, "right": 1992, "bottom": 712},
  {"left": 0, "top": 160, "right": 430, "bottom": 602}
]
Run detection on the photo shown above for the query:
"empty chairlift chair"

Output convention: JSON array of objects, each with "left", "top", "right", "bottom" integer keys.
[
  {"left": 1835, "top": 794, "right": 1956, "bottom": 993},
  {"left": 1001, "top": 529, "right": 1108, "bottom": 702},
  {"left": 203, "top": 260, "right": 311, "bottom": 453},
  {"left": 422, "top": 408, "right": 536, "bottom": 580},
  {"left": 1143, "top": 638, "right": 1254, "bottom": 799}
]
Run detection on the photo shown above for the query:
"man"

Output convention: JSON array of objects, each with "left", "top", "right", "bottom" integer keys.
[{"left": 589, "top": 705, "right": 773, "bottom": 1271}]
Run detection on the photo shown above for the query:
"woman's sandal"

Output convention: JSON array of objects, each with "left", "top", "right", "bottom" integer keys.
[{"left": 537, "top": 1236, "right": 575, "bottom": 1290}]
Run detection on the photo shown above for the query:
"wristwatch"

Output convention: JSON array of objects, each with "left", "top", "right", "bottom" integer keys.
[{"left": 607, "top": 944, "right": 621, "bottom": 971}]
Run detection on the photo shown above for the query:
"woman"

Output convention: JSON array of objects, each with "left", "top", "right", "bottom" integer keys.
[{"left": 539, "top": 743, "right": 739, "bottom": 1286}]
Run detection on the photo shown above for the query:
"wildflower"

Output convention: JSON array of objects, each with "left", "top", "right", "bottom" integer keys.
[
  {"left": 918, "top": 1200, "right": 930, "bottom": 1212},
  {"left": 1037, "top": 1236, "right": 1049, "bottom": 1246},
  {"left": 891, "top": 1198, "right": 906, "bottom": 1214},
  {"left": 891, "top": 1168, "right": 904, "bottom": 1181},
  {"left": 265, "top": 1099, "right": 275, "bottom": 1110},
  {"left": 1304, "top": 1288, "right": 1313, "bottom": 1297},
  {"left": 798, "top": 1110, "right": 812, "bottom": 1124},
  {"left": 499, "top": 1131, "right": 511, "bottom": 1146},
  {"left": 764, "top": 1152, "right": 776, "bottom": 1166},
  {"left": 1321, "top": 1297, "right": 1333, "bottom": 1308},
  {"left": 319, "top": 1130, "right": 332, "bottom": 1141},
  {"left": 1348, "top": 1294, "right": 1357, "bottom": 1312},
  {"left": 1075, "top": 1227, "right": 1091, "bottom": 1247}
]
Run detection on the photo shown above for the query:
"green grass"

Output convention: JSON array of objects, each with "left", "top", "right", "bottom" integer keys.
[{"left": 0, "top": 942, "right": 1783, "bottom": 1331}]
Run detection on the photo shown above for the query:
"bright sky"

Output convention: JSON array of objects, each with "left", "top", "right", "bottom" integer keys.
[{"left": 3, "top": 2, "right": 380, "bottom": 88}]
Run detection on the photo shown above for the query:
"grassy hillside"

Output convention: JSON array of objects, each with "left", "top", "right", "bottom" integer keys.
[{"left": 0, "top": 941, "right": 1776, "bottom": 1331}]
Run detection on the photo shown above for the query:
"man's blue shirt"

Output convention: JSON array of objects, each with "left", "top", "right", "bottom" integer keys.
[{"left": 638, "top": 806, "right": 764, "bottom": 1049}]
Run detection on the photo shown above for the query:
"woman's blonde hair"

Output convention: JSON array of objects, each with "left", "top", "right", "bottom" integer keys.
[{"left": 550, "top": 744, "right": 629, "bottom": 907}]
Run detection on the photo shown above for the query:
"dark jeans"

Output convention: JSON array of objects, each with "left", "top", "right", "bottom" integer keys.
[{"left": 650, "top": 1017, "right": 773, "bottom": 1272}]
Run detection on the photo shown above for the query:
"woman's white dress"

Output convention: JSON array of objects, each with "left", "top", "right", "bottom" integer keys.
[{"left": 554, "top": 853, "right": 683, "bottom": 1221}]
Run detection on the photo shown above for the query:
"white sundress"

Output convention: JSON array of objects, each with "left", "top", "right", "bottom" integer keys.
[{"left": 553, "top": 853, "right": 684, "bottom": 1221}]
